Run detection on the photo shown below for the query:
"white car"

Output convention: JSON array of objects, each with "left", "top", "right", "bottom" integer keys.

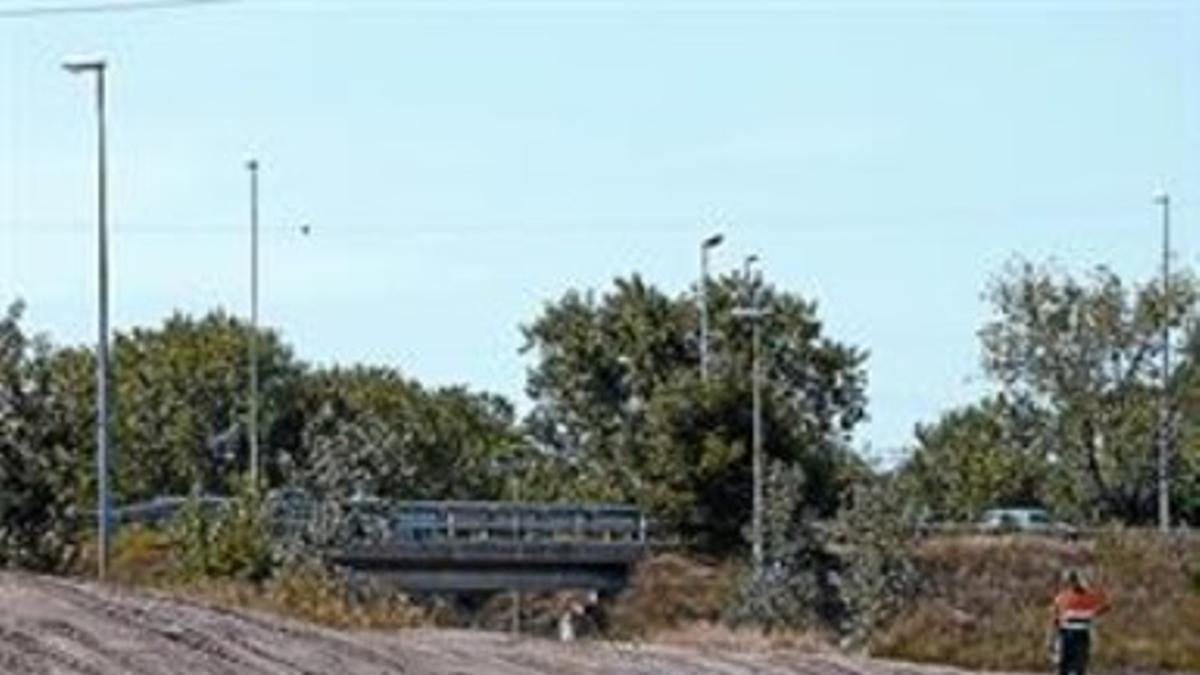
[{"left": 978, "top": 508, "right": 1076, "bottom": 537}]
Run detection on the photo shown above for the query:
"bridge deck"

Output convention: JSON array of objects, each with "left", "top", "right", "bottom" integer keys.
[
  {"left": 331, "top": 540, "right": 646, "bottom": 592},
  {"left": 320, "top": 501, "right": 650, "bottom": 592}
]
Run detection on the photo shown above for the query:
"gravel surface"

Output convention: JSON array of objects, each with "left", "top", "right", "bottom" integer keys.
[{"left": 0, "top": 573, "right": 1025, "bottom": 675}]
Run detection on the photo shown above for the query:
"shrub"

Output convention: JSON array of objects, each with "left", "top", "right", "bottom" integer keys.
[
  {"left": 176, "top": 562, "right": 429, "bottom": 630},
  {"left": 724, "top": 462, "right": 843, "bottom": 632},
  {"left": 0, "top": 302, "right": 82, "bottom": 573},
  {"left": 608, "top": 554, "right": 737, "bottom": 638},
  {"left": 830, "top": 480, "right": 921, "bottom": 646},
  {"left": 169, "top": 480, "right": 274, "bottom": 582},
  {"left": 724, "top": 465, "right": 918, "bottom": 645}
]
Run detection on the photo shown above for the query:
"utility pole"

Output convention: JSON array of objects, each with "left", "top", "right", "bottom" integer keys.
[
  {"left": 1154, "top": 189, "right": 1172, "bottom": 532},
  {"left": 247, "top": 159, "right": 260, "bottom": 489},
  {"left": 699, "top": 233, "right": 724, "bottom": 381},
  {"left": 733, "top": 261, "right": 767, "bottom": 574},
  {"left": 63, "top": 57, "right": 111, "bottom": 580}
]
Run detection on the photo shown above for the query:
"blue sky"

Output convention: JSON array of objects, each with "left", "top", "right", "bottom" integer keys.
[{"left": 2, "top": 0, "right": 1198, "bottom": 462}]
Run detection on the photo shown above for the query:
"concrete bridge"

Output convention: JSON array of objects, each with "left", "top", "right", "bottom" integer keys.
[
  {"left": 323, "top": 501, "right": 649, "bottom": 593},
  {"left": 110, "top": 494, "right": 651, "bottom": 593}
]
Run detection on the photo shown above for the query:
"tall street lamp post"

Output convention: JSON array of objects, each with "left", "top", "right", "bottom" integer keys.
[
  {"left": 699, "top": 233, "right": 724, "bottom": 381},
  {"left": 63, "top": 57, "right": 112, "bottom": 580},
  {"left": 1154, "top": 189, "right": 1172, "bottom": 533},
  {"left": 742, "top": 254, "right": 760, "bottom": 296},
  {"left": 733, "top": 270, "right": 768, "bottom": 574},
  {"left": 246, "top": 159, "right": 260, "bottom": 489}
]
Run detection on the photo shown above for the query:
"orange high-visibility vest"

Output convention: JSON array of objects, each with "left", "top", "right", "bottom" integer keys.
[{"left": 1053, "top": 588, "right": 1108, "bottom": 631}]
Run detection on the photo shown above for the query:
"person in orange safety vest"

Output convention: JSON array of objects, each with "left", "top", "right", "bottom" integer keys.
[{"left": 1050, "top": 569, "right": 1110, "bottom": 675}]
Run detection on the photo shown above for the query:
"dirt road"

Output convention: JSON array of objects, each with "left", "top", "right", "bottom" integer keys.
[{"left": 0, "top": 573, "right": 1018, "bottom": 675}]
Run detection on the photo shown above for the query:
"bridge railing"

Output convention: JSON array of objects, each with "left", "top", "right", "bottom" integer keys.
[
  {"left": 377, "top": 501, "right": 647, "bottom": 545},
  {"left": 265, "top": 492, "right": 649, "bottom": 549}
]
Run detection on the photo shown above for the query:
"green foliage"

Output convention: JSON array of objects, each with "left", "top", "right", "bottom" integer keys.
[
  {"left": 898, "top": 396, "right": 1054, "bottom": 522},
  {"left": 520, "top": 273, "right": 867, "bottom": 551},
  {"left": 289, "top": 367, "right": 519, "bottom": 501},
  {"left": 726, "top": 467, "right": 919, "bottom": 644},
  {"left": 899, "top": 260, "right": 1200, "bottom": 526},
  {"left": 978, "top": 261, "right": 1197, "bottom": 523},
  {"left": 725, "top": 461, "right": 842, "bottom": 631},
  {"left": 831, "top": 479, "right": 921, "bottom": 646},
  {"left": 0, "top": 302, "right": 83, "bottom": 572},
  {"left": 169, "top": 480, "right": 274, "bottom": 582},
  {"left": 5, "top": 304, "right": 520, "bottom": 502},
  {"left": 48, "top": 311, "right": 303, "bottom": 503}
]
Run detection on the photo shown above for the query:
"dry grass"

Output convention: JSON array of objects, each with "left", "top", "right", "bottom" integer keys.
[
  {"left": 606, "top": 553, "right": 738, "bottom": 639},
  {"left": 872, "top": 531, "right": 1200, "bottom": 673},
  {"left": 605, "top": 554, "right": 835, "bottom": 652},
  {"left": 73, "top": 525, "right": 178, "bottom": 585},
  {"left": 648, "top": 622, "right": 831, "bottom": 653},
  {"left": 78, "top": 527, "right": 430, "bottom": 630},
  {"left": 169, "top": 563, "right": 431, "bottom": 630}
]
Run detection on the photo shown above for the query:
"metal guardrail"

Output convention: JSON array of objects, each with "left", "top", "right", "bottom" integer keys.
[
  {"left": 303, "top": 499, "right": 650, "bottom": 547},
  {"left": 105, "top": 492, "right": 650, "bottom": 547}
]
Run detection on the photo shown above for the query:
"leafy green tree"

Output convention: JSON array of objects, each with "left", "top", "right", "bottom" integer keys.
[
  {"left": 979, "top": 260, "right": 1198, "bottom": 523},
  {"left": 48, "top": 311, "right": 302, "bottom": 502},
  {"left": 899, "top": 396, "right": 1055, "bottom": 522},
  {"left": 521, "top": 273, "right": 867, "bottom": 551},
  {"left": 290, "top": 367, "right": 519, "bottom": 501},
  {"left": 0, "top": 302, "right": 84, "bottom": 571},
  {"left": 1165, "top": 325, "right": 1200, "bottom": 525}
]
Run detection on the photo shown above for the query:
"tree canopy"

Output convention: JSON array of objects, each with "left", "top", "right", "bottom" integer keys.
[
  {"left": 900, "top": 260, "right": 1200, "bottom": 525},
  {"left": 520, "top": 272, "right": 869, "bottom": 551}
]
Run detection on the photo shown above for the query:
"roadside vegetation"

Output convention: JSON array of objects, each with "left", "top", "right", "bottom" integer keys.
[
  {"left": 2, "top": 261, "right": 1200, "bottom": 670},
  {"left": 875, "top": 532, "right": 1200, "bottom": 672}
]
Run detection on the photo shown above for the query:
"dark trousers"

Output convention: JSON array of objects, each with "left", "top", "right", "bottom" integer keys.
[{"left": 1058, "top": 629, "right": 1091, "bottom": 675}]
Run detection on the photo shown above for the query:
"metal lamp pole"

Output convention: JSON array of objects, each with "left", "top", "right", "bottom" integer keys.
[
  {"left": 246, "top": 159, "right": 260, "bottom": 489},
  {"left": 1154, "top": 189, "right": 1171, "bottom": 532},
  {"left": 63, "top": 57, "right": 111, "bottom": 580},
  {"left": 743, "top": 254, "right": 760, "bottom": 296},
  {"left": 733, "top": 287, "right": 768, "bottom": 574},
  {"left": 699, "top": 233, "right": 724, "bottom": 381}
]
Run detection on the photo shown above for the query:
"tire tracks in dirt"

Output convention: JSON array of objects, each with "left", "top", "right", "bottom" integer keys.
[{"left": 0, "top": 574, "right": 1036, "bottom": 675}]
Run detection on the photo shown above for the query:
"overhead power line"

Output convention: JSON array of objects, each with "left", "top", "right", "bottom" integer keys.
[{"left": 0, "top": 0, "right": 236, "bottom": 19}]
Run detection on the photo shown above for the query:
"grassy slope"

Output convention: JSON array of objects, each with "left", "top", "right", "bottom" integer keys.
[
  {"left": 872, "top": 532, "right": 1200, "bottom": 673},
  {"left": 92, "top": 526, "right": 1200, "bottom": 671}
]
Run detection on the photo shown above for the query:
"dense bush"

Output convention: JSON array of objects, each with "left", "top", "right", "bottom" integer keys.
[
  {"left": 607, "top": 554, "right": 737, "bottom": 639},
  {"left": 170, "top": 481, "right": 274, "bottom": 582},
  {"left": 831, "top": 480, "right": 921, "bottom": 645},
  {"left": 724, "top": 462, "right": 842, "bottom": 631},
  {"left": 0, "top": 302, "right": 82, "bottom": 573},
  {"left": 726, "top": 466, "right": 919, "bottom": 646}
]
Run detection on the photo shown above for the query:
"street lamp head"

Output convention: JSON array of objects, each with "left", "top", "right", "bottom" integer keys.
[
  {"left": 62, "top": 58, "right": 106, "bottom": 74},
  {"left": 1153, "top": 188, "right": 1170, "bottom": 206},
  {"left": 732, "top": 306, "right": 770, "bottom": 320},
  {"left": 246, "top": 159, "right": 259, "bottom": 172},
  {"left": 702, "top": 233, "right": 725, "bottom": 249},
  {"left": 745, "top": 254, "right": 760, "bottom": 267}
]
